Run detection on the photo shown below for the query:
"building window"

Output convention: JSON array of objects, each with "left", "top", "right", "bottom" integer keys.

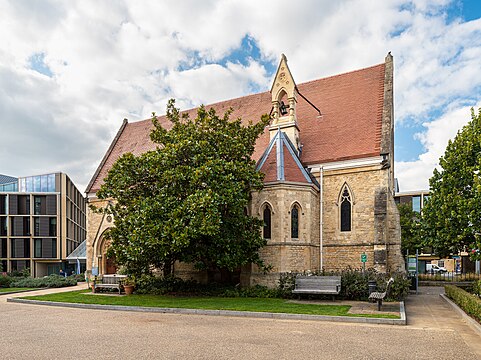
[
  {"left": 34, "top": 196, "right": 42, "bottom": 215},
  {"left": 1, "top": 238, "right": 7, "bottom": 258},
  {"left": 34, "top": 217, "right": 40, "bottom": 236},
  {"left": 340, "top": 186, "right": 352, "bottom": 232},
  {"left": 51, "top": 239, "right": 57, "bottom": 258},
  {"left": 34, "top": 239, "right": 42, "bottom": 258},
  {"left": 34, "top": 238, "right": 57, "bottom": 258},
  {"left": 49, "top": 218, "right": 57, "bottom": 236},
  {"left": 0, "top": 217, "right": 7, "bottom": 236},
  {"left": 11, "top": 239, "right": 30, "bottom": 258},
  {"left": 263, "top": 206, "right": 271, "bottom": 239},
  {"left": 412, "top": 196, "right": 421, "bottom": 213},
  {"left": 291, "top": 205, "right": 299, "bottom": 238}
]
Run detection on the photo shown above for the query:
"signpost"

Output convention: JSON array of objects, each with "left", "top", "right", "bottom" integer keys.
[{"left": 361, "top": 252, "right": 367, "bottom": 272}]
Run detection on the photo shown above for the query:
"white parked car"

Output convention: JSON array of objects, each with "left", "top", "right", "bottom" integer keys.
[{"left": 426, "top": 264, "right": 447, "bottom": 274}]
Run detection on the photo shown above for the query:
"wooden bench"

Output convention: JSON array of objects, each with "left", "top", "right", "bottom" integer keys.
[
  {"left": 368, "top": 277, "right": 394, "bottom": 310},
  {"left": 93, "top": 274, "right": 127, "bottom": 295},
  {"left": 292, "top": 276, "right": 342, "bottom": 299}
]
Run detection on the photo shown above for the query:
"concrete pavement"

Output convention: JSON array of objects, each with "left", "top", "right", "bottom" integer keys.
[
  {"left": 405, "top": 286, "right": 481, "bottom": 358},
  {"left": 0, "top": 284, "right": 479, "bottom": 359}
]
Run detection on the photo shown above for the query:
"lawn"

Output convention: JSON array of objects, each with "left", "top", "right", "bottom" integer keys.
[
  {"left": 0, "top": 288, "right": 34, "bottom": 293},
  {"left": 23, "top": 290, "right": 399, "bottom": 319}
]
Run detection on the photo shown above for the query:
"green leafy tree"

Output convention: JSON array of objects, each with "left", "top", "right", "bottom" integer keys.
[
  {"left": 422, "top": 108, "right": 481, "bottom": 260},
  {"left": 398, "top": 203, "right": 421, "bottom": 254},
  {"left": 96, "top": 99, "right": 271, "bottom": 277}
]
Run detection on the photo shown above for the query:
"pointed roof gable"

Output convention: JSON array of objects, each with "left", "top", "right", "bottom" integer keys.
[
  {"left": 87, "top": 60, "right": 388, "bottom": 194},
  {"left": 257, "top": 130, "right": 317, "bottom": 186},
  {"left": 270, "top": 54, "right": 296, "bottom": 98}
]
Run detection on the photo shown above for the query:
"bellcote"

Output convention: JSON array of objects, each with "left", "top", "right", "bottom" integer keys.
[{"left": 270, "top": 54, "right": 300, "bottom": 152}]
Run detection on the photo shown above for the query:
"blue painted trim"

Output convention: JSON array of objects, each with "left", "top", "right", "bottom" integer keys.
[{"left": 280, "top": 132, "right": 313, "bottom": 184}]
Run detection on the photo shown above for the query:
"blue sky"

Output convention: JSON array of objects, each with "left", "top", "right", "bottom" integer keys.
[{"left": 1, "top": 0, "right": 481, "bottom": 192}]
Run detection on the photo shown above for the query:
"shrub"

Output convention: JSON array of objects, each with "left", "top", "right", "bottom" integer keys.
[
  {"left": 68, "top": 273, "right": 86, "bottom": 282},
  {"left": 388, "top": 273, "right": 411, "bottom": 301},
  {"left": 0, "top": 275, "right": 14, "bottom": 288},
  {"left": 11, "top": 274, "right": 77, "bottom": 288},
  {"left": 8, "top": 268, "right": 31, "bottom": 278},
  {"left": 445, "top": 285, "right": 481, "bottom": 323},
  {"left": 135, "top": 275, "right": 206, "bottom": 295},
  {"left": 472, "top": 280, "right": 481, "bottom": 297}
]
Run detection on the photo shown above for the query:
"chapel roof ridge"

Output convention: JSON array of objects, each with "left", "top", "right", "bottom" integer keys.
[{"left": 126, "top": 61, "right": 386, "bottom": 124}]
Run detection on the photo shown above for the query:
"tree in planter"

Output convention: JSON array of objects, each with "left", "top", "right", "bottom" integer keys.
[
  {"left": 97, "top": 99, "right": 270, "bottom": 278},
  {"left": 421, "top": 108, "right": 481, "bottom": 260}
]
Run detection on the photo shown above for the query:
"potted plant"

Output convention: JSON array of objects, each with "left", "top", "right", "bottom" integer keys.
[
  {"left": 123, "top": 276, "right": 135, "bottom": 295},
  {"left": 90, "top": 276, "right": 98, "bottom": 293}
]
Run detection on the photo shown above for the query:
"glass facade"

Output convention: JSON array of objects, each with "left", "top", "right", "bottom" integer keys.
[
  {"left": 1, "top": 173, "right": 57, "bottom": 193},
  {"left": 412, "top": 196, "right": 421, "bottom": 212},
  {"left": 0, "top": 182, "right": 18, "bottom": 192}
]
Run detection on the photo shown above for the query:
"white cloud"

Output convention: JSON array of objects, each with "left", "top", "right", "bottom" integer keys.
[
  {"left": 395, "top": 102, "right": 481, "bottom": 192},
  {"left": 165, "top": 60, "right": 269, "bottom": 107},
  {"left": 0, "top": 0, "right": 480, "bottom": 193}
]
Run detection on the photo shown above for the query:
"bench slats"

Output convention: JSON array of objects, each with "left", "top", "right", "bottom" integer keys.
[
  {"left": 292, "top": 276, "right": 341, "bottom": 296},
  {"left": 368, "top": 278, "right": 394, "bottom": 310},
  {"left": 93, "top": 275, "right": 128, "bottom": 295}
]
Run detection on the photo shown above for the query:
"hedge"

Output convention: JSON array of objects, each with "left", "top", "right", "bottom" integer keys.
[
  {"left": 445, "top": 285, "right": 481, "bottom": 324},
  {"left": 11, "top": 274, "right": 77, "bottom": 288}
]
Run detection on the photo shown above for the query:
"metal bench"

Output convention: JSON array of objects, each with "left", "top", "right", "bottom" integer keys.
[
  {"left": 368, "top": 277, "right": 394, "bottom": 310},
  {"left": 93, "top": 274, "right": 127, "bottom": 295},
  {"left": 292, "top": 276, "right": 342, "bottom": 299}
]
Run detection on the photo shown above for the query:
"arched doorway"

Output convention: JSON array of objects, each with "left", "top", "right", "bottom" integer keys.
[
  {"left": 97, "top": 234, "right": 117, "bottom": 275},
  {"left": 105, "top": 254, "right": 117, "bottom": 274}
]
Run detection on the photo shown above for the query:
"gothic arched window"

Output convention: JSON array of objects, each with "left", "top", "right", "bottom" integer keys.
[
  {"left": 291, "top": 205, "right": 299, "bottom": 238},
  {"left": 263, "top": 206, "right": 272, "bottom": 239},
  {"left": 340, "top": 186, "right": 352, "bottom": 232}
]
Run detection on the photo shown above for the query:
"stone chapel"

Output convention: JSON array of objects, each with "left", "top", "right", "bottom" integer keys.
[{"left": 85, "top": 53, "right": 404, "bottom": 286}]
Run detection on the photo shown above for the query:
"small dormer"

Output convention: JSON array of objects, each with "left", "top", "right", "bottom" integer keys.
[{"left": 270, "top": 54, "right": 300, "bottom": 152}]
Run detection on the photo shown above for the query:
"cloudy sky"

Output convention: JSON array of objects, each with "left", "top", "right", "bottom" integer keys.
[{"left": 1, "top": 0, "right": 480, "bottom": 193}]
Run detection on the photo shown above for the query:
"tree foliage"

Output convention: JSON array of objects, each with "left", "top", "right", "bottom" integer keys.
[
  {"left": 96, "top": 100, "right": 271, "bottom": 277},
  {"left": 421, "top": 108, "right": 481, "bottom": 259},
  {"left": 397, "top": 203, "right": 421, "bottom": 254}
]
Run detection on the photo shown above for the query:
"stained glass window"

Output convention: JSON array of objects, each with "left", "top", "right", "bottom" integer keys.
[
  {"left": 340, "top": 187, "right": 351, "bottom": 232},
  {"left": 291, "top": 205, "right": 299, "bottom": 238}
]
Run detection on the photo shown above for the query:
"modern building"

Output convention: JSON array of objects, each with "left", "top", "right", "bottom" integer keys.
[
  {"left": 394, "top": 190, "right": 430, "bottom": 213},
  {"left": 86, "top": 54, "right": 404, "bottom": 286},
  {"left": 0, "top": 172, "right": 86, "bottom": 276},
  {"left": 394, "top": 189, "right": 479, "bottom": 273}
]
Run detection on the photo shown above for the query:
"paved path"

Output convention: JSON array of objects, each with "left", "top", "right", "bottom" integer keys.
[
  {"left": 405, "top": 286, "right": 481, "bottom": 357},
  {"left": 0, "top": 285, "right": 479, "bottom": 359}
]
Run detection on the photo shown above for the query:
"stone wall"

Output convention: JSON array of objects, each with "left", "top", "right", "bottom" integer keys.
[
  {"left": 85, "top": 164, "right": 404, "bottom": 285},
  {"left": 85, "top": 197, "right": 114, "bottom": 274},
  {"left": 313, "top": 164, "right": 403, "bottom": 272},
  {"left": 248, "top": 182, "right": 320, "bottom": 287}
]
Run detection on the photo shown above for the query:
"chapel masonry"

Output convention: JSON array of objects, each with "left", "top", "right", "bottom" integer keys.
[{"left": 85, "top": 53, "right": 404, "bottom": 287}]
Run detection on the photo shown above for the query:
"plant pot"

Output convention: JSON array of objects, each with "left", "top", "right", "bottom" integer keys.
[{"left": 124, "top": 284, "right": 134, "bottom": 295}]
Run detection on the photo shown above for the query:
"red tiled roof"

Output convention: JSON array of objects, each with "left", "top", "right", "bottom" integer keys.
[
  {"left": 87, "top": 63, "right": 386, "bottom": 193},
  {"left": 282, "top": 142, "right": 311, "bottom": 184}
]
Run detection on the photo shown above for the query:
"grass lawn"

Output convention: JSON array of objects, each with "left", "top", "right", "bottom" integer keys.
[
  {"left": 23, "top": 290, "right": 399, "bottom": 319},
  {"left": 0, "top": 288, "right": 34, "bottom": 293}
]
